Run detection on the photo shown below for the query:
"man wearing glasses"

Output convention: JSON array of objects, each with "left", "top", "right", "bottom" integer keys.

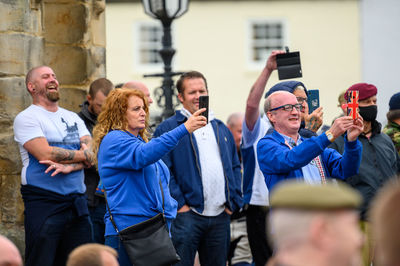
[
  {"left": 242, "top": 52, "right": 323, "bottom": 266},
  {"left": 257, "top": 91, "right": 364, "bottom": 191},
  {"left": 265, "top": 81, "right": 323, "bottom": 137}
]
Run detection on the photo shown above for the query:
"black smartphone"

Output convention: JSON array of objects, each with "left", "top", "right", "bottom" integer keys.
[
  {"left": 307, "top": 89, "right": 320, "bottom": 114},
  {"left": 199, "top": 95, "right": 209, "bottom": 123},
  {"left": 276, "top": 50, "right": 302, "bottom": 80}
]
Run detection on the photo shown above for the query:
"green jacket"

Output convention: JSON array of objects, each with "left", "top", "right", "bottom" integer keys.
[{"left": 383, "top": 121, "right": 400, "bottom": 156}]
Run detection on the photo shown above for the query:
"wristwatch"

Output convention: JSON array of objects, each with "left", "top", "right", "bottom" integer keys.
[{"left": 325, "top": 130, "right": 335, "bottom": 142}]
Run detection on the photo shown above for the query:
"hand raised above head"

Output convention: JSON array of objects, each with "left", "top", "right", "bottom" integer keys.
[
  {"left": 266, "top": 50, "right": 286, "bottom": 72},
  {"left": 184, "top": 108, "right": 207, "bottom": 133}
]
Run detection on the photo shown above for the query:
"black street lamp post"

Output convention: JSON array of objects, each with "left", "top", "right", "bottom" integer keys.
[{"left": 142, "top": 0, "right": 189, "bottom": 121}]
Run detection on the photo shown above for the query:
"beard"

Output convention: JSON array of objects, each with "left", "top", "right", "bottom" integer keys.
[{"left": 46, "top": 91, "right": 60, "bottom": 102}]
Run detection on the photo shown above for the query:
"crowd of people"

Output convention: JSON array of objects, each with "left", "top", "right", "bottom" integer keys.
[{"left": 4, "top": 50, "right": 400, "bottom": 266}]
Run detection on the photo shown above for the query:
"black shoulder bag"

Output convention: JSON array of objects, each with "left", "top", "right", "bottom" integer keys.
[{"left": 105, "top": 167, "right": 180, "bottom": 266}]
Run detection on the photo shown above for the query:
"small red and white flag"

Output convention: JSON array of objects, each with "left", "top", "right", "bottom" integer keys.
[{"left": 347, "top": 90, "right": 359, "bottom": 120}]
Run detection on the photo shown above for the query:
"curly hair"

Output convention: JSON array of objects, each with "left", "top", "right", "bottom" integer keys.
[{"left": 92, "top": 88, "right": 149, "bottom": 167}]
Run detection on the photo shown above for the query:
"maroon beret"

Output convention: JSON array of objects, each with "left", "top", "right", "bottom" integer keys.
[{"left": 344, "top": 83, "right": 377, "bottom": 101}]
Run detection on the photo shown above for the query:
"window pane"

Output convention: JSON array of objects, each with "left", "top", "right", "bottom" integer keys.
[
  {"left": 139, "top": 24, "right": 163, "bottom": 64},
  {"left": 251, "top": 21, "right": 285, "bottom": 64}
]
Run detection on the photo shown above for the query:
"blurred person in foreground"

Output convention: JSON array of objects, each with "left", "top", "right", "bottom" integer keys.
[
  {"left": 0, "top": 235, "right": 23, "bottom": 266},
  {"left": 67, "top": 243, "right": 119, "bottom": 266},
  {"left": 383, "top": 92, "right": 400, "bottom": 155},
  {"left": 267, "top": 181, "right": 364, "bottom": 266},
  {"left": 370, "top": 178, "right": 400, "bottom": 266},
  {"left": 92, "top": 88, "right": 206, "bottom": 266}
]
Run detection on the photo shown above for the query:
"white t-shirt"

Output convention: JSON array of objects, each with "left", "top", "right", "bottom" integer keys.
[{"left": 13, "top": 104, "right": 90, "bottom": 195}]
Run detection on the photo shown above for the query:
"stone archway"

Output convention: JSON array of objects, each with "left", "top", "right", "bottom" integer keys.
[{"left": 0, "top": 0, "right": 106, "bottom": 255}]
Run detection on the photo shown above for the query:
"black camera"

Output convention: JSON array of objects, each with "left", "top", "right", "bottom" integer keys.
[{"left": 276, "top": 47, "right": 302, "bottom": 80}]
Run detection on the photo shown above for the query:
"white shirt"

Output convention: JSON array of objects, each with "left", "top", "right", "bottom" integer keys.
[{"left": 181, "top": 108, "right": 226, "bottom": 216}]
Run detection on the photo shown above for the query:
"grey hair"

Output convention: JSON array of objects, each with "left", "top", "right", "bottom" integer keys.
[
  {"left": 293, "top": 86, "right": 306, "bottom": 94},
  {"left": 269, "top": 209, "right": 316, "bottom": 250},
  {"left": 264, "top": 96, "right": 273, "bottom": 115},
  {"left": 264, "top": 91, "right": 294, "bottom": 126},
  {"left": 269, "top": 209, "right": 343, "bottom": 250},
  {"left": 227, "top": 112, "right": 244, "bottom": 128}
]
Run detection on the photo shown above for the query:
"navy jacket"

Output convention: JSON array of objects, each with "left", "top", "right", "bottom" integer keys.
[
  {"left": 78, "top": 100, "right": 103, "bottom": 207},
  {"left": 154, "top": 111, "right": 243, "bottom": 213}
]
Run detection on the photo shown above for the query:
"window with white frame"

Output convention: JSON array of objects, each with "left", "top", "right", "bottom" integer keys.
[
  {"left": 135, "top": 22, "right": 163, "bottom": 68},
  {"left": 248, "top": 20, "right": 286, "bottom": 66}
]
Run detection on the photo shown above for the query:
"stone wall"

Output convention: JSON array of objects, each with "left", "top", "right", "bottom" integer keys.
[{"left": 0, "top": 0, "right": 106, "bottom": 255}]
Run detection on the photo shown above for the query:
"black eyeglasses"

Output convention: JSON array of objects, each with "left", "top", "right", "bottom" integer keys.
[
  {"left": 296, "top": 97, "right": 307, "bottom": 104},
  {"left": 269, "top": 103, "right": 303, "bottom": 112}
]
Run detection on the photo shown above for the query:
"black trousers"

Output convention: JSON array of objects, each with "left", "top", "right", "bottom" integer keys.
[{"left": 246, "top": 205, "right": 273, "bottom": 266}]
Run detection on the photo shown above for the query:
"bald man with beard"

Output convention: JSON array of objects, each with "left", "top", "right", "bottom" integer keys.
[{"left": 13, "top": 66, "right": 93, "bottom": 266}]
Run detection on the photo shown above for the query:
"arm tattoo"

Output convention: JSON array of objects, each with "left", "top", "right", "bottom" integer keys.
[
  {"left": 69, "top": 163, "right": 81, "bottom": 170},
  {"left": 306, "top": 117, "right": 319, "bottom": 132},
  {"left": 81, "top": 138, "right": 90, "bottom": 146},
  {"left": 83, "top": 149, "right": 94, "bottom": 164},
  {"left": 52, "top": 147, "right": 76, "bottom": 162},
  {"left": 62, "top": 163, "right": 83, "bottom": 172}
]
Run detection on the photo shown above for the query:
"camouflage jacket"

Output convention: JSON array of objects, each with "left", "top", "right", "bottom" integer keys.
[{"left": 383, "top": 121, "right": 400, "bottom": 156}]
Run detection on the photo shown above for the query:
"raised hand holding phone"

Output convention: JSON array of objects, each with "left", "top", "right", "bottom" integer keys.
[
  {"left": 307, "top": 89, "right": 320, "bottom": 114},
  {"left": 276, "top": 47, "right": 302, "bottom": 80},
  {"left": 184, "top": 108, "right": 207, "bottom": 133},
  {"left": 199, "top": 95, "right": 209, "bottom": 123}
]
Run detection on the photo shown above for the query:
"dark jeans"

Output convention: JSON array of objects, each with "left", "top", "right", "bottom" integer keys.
[
  {"left": 246, "top": 205, "right": 272, "bottom": 266},
  {"left": 25, "top": 209, "right": 93, "bottom": 266},
  {"left": 105, "top": 235, "right": 132, "bottom": 266},
  {"left": 171, "top": 210, "right": 230, "bottom": 266},
  {"left": 89, "top": 201, "right": 106, "bottom": 244}
]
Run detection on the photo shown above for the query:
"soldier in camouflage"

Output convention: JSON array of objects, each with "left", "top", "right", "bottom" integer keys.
[{"left": 383, "top": 92, "right": 400, "bottom": 155}]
